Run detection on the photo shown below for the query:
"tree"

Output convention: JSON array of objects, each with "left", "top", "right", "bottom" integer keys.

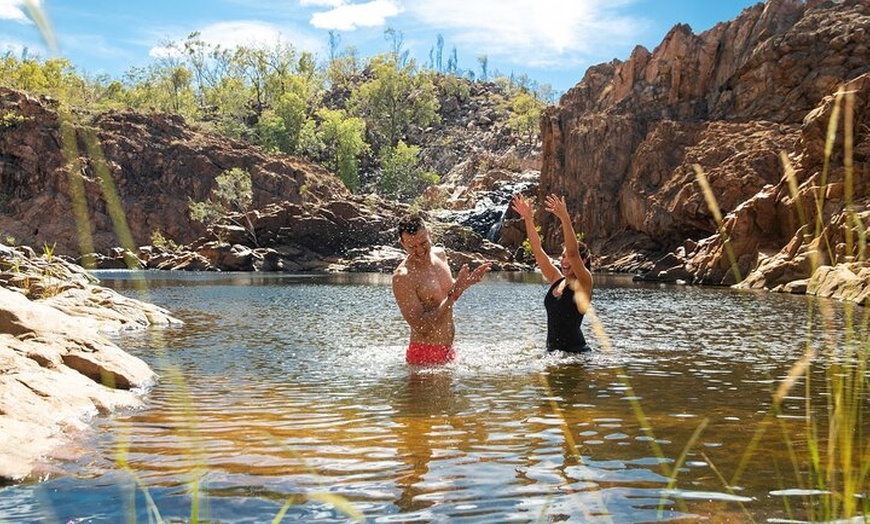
[
  {"left": 508, "top": 91, "right": 545, "bottom": 148},
  {"left": 477, "top": 55, "right": 488, "bottom": 82},
  {"left": 169, "top": 66, "right": 193, "bottom": 113},
  {"left": 384, "top": 28, "right": 409, "bottom": 68},
  {"left": 447, "top": 46, "right": 459, "bottom": 74},
  {"left": 254, "top": 109, "right": 287, "bottom": 153},
  {"left": 435, "top": 34, "right": 445, "bottom": 72},
  {"left": 349, "top": 54, "right": 439, "bottom": 150},
  {"left": 188, "top": 167, "right": 259, "bottom": 246},
  {"left": 316, "top": 108, "right": 369, "bottom": 192},
  {"left": 378, "top": 141, "right": 438, "bottom": 201}
]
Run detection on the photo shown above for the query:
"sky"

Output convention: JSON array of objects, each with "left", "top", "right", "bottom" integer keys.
[{"left": 1, "top": 0, "right": 765, "bottom": 96}]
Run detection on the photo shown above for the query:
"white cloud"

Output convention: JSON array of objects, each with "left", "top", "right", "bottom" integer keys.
[
  {"left": 404, "top": 0, "right": 644, "bottom": 68},
  {"left": 0, "top": 0, "right": 32, "bottom": 23},
  {"left": 299, "top": 0, "right": 345, "bottom": 7},
  {"left": 0, "top": 39, "right": 29, "bottom": 56},
  {"left": 149, "top": 20, "right": 325, "bottom": 60},
  {"left": 309, "top": 0, "right": 401, "bottom": 31}
]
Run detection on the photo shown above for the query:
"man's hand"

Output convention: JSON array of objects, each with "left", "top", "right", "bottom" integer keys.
[{"left": 452, "top": 261, "right": 492, "bottom": 299}]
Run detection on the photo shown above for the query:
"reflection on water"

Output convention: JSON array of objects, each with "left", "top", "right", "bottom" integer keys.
[{"left": 1, "top": 271, "right": 866, "bottom": 523}]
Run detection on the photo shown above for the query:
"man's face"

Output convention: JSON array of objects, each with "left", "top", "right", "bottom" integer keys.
[{"left": 400, "top": 228, "right": 431, "bottom": 260}]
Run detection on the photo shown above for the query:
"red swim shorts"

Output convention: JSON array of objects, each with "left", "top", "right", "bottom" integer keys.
[{"left": 406, "top": 343, "right": 456, "bottom": 365}]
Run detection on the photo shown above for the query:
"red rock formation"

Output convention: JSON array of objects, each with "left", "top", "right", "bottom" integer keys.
[
  {"left": 0, "top": 89, "right": 347, "bottom": 258},
  {"left": 538, "top": 0, "right": 869, "bottom": 302}
]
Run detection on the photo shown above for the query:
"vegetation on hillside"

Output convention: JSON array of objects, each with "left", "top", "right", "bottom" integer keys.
[{"left": 0, "top": 30, "right": 551, "bottom": 203}]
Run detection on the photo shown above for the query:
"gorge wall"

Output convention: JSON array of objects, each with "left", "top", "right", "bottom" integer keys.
[
  {"left": 0, "top": 93, "right": 350, "bottom": 257},
  {"left": 534, "top": 0, "right": 869, "bottom": 297}
]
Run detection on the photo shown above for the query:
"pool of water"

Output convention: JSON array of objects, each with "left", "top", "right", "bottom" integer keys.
[{"left": 2, "top": 271, "right": 867, "bottom": 523}]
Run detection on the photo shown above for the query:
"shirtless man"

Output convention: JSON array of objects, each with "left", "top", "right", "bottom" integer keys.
[{"left": 392, "top": 213, "right": 491, "bottom": 365}]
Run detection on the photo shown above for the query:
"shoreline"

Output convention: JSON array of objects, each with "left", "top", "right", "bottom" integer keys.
[{"left": 0, "top": 244, "right": 181, "bottom": 483}]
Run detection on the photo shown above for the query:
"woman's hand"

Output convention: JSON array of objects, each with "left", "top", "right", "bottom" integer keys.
[
  {"left": 545, "top": 194, "right": 570, "bottom": 221},
  {"left": 511, "top": 194, "right": 534, "bottom": 220}
]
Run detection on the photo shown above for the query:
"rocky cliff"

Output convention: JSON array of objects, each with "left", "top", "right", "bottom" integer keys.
[
  {"left": 0, "top": 90, "right": 349, "bottom": 257},
  {"left": 530, "top": 0, "right": 869, "bottom": 301},
  {"left": 0, "top": 78, "right": 527, "bottom": 273}
]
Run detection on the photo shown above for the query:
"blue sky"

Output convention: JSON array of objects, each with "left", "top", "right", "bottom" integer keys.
[{"left": 1, "top": 0, "right": 763, "bottom": 95}]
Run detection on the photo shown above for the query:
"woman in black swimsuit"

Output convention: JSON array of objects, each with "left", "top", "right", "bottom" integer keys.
[{"left": 511, "top": 193, "right": 593, "bottom": 353}]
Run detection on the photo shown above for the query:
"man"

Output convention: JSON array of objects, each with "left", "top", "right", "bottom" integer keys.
[{"left": 392, "top": 212, "right": 491, "bottom": 365}]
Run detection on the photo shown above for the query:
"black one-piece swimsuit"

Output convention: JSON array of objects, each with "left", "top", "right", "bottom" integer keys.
[{"left": 544, "top": 277, "right": 591, "bottom": 353}]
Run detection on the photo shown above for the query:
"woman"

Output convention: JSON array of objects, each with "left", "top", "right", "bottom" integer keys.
[{"left": 511, "top": 193, "right": 593, "bottom": 353}]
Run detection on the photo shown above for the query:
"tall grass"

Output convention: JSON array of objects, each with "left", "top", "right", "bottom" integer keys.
[
  {"left": 11, "top": 4, "right": 364, "bottom": 523},
  {"left": 690, "top": 83, "right": 868, "bottom": 522},
  {"left": 13, "top": 2, "right": 867, "bottom": 522},
  {"left": 545, "top": 80, "right": 867, "bottom": 523}
]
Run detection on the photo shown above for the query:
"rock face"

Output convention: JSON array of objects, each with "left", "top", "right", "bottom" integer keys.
[
  {"left": 0, "top": 90, "right": 349, "bottom": 258},
  {"left": 0, "top": 86, "right": 525, "bottom": 273},
  {"left": 536, "top": 0, "right": 869, "bottom": 302},
  {"left": 0, "top": 244, "right": 181, "bottom": 482}
]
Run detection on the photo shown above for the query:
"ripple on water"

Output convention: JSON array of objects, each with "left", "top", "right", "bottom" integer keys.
[{"left": 26, "top": 272, "right": 866, "bottom": 523}]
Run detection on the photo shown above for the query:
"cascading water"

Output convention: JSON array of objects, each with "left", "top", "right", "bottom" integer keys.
[{"left": 433, "top": 178, "right": 537, "bottom": 241}]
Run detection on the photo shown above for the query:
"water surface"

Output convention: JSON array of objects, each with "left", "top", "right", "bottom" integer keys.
[{"left": 1, "top": 271, "right": 866, "bottom": 523}]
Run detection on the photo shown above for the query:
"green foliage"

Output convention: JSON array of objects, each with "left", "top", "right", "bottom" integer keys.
[
  {"left": 326, "top": 50, "right": 361, "bottom": 92},
  {"left": 349, "top": 55, "right": 440, "bottom": 149},
  {"left": 437, "top": 73, "right": 470, "bottom": 101},
  {"left": 315, "top": 107, "right": 369, "bottom": 192},
  {"left": 168, "top": 66, "right": 194, "bottom": 113},
  {"left": 378, "top": 141, "right": 438, "bottom": 201},
  {"left": 253, "top": 87, "right": 312, "bottom": 155},
  {"left": 189, "top": 167, "right": 258, "bottom": 245},
  {"left": 150, "top": 230, "right": 179, "bottom": 251},
  {"left": 41, "top": 241, "right": 55, "bottom": 262},
  {"left": 507, "top": 91, "right": 545, "bottom": 147},
  {"left": 521, "top": 225, "right": 541, "bottom": 259},
  {"left": 0, "top": 111, "right": 27, "bottom": 128},
  {"left": 254, "top": 109, "right": 288, "bottom": 153}
]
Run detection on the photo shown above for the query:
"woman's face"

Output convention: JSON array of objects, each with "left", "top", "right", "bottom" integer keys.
[{"left": 559, "top": 249, "right": 574, "bottom": 277}]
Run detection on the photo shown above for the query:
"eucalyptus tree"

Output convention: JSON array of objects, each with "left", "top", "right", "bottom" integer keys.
[
  {"left": 325, "top": 44, "right": 362, "bottom": 94},
  {"left": 433, "top": 34, "right": 445, "bottom": 72},
  {"left": 446, "top": 46, "right": 459, "bottom": 75},
  {"left": 507, "top": 90, "right": 546, "bottom": 148},
  {"left": 122, "top": 62, "right": 195, "bottom": 117},
  {"left": 315, "top": 107, "right": 369, "bottom": 192},
  {"left": 248, "top": 45, "right": 325, "bottom": 156},
  {"left": 188, "top": 167, "right": 259, "bottom": 246},
  {"left": 348, "top": 54, "right": 439, "bottom": 152},
  {"left": 477, "top": 55, "right": 488, "bottom": 82},
  {"left": 232, "top": 45, "right": 270, "bottom": 116},
  {"left": 378, "top": 140, "right": 438, "bottom": 201},
  {"left": 181, "top": 32, "right": 233, "bottom": 111},
  {"left": 256, "top": 76, "right": 316, "bottom": 155},
  {"left": 383, "top": 27, "right": 410, "bottom": 68}
]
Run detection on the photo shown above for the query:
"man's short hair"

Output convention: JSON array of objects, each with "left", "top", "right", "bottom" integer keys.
[{"left": 397, "top": 213, "right": 426, "bottom": 239}]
